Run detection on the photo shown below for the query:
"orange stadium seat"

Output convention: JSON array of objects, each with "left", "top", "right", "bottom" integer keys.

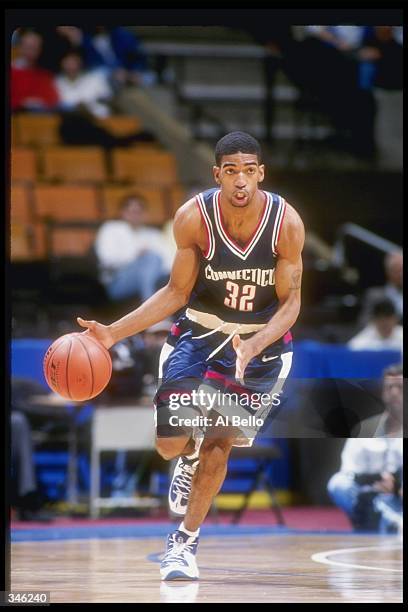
[
  {"left": 33, "top": 185, "right": 100, "bottom": 221},
  {"left": 10, "top": 184, "right": 32, "bottom": 223},
  {"left": 10, "top": 223, "right": 32, "bottom": 261},
  {"left": 31, "top": 222, "right": 48, "bottom": 260},
  {"left": 49, "top": 227, "right": 97, "bottom": 257},
  {"left": 11, "top": 116, "right": 19, "bottom": 146},
  {"left": 42, "top": 147, "right": 107, "bottom": 183},
  {"left": 11, "top": 148, "right": 37, "bottom": 182},
  {"left": 111, "top": 148, "right": 178, "bottom": 185},
  {"left": 167, "top": 184, "right": 187, "bottom": 215},
  {"left": 101, "top": 185, "right": 167, "bottom": 225},
  {"left": 96, "top": 115, "right": 142, "bottom": 137},
  {"left": 15, "top": 113, "right": 61, "bottom": 147}
]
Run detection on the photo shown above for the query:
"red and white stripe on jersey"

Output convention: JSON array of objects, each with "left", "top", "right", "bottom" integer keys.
[
  {"left": 213, "top": 190, "right": 273, "bottom": 261},
  {"left": 195, "top": 192, "right": 215, "bottom": 260},
  {"left": 271, "top": 196, "right": 286, "bottom": 255}
]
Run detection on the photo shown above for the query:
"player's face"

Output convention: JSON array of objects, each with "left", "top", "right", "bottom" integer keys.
[{"left": 213, "top": 153, "right": 264, "bottom": 208}]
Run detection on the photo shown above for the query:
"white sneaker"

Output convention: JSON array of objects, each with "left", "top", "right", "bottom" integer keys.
[
  {"left": 160, "top": 530, "right": 199, "bottom": 581},
  {"left": 169, "top": 456, "right": 199, "bottom": 516},
  {"left": 160, "top": 581, "right": 199, "bottom": 602}
]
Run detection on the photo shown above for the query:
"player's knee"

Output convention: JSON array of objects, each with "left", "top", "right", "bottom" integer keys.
[
  {"left": 155, "top": 437, "right": 185, "bottom": 461},
  {"left": 199, "top": 437, "right": 234, "bottom": 469}
]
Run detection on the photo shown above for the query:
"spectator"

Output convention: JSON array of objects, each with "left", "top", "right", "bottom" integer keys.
[
  {"left": 26, "top": 26, "right": 83, "bottom": 73},
  {"left": 94, "top": 194, "right": 172, "bottom": 302},
  {"left": 11, "top": 378, "right": 56, "bottom": 521},
  {"left": 348, "top": 298, "right": 403, "bottom": 352},
  {"left": 11, "top": 29, "right": 59, "bottom": 112},
  {"left": 353, "top": 363, "right": 403, "bottom": 438},
  {"left": 327, "top": 436, "right": 403, "bottom": 533},
  {"left": 55, "top": 49, "right": 113, "bottom": 118},
  {"left": 80, "top": 26, "right": 155, "bottom": 88},
  {"left": 359, "top": 250, "right": 403, "bottom": 325}
]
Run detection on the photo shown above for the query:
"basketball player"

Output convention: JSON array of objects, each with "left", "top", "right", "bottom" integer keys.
[{"left": 78, "top": 132, "right": 304, "bottom": 580}]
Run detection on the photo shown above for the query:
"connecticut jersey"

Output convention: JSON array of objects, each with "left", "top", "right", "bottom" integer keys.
[{"left": 188, "top": 187, "right": 286, "bottom": 325}]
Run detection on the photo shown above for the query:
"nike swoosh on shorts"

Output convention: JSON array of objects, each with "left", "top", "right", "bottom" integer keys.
[{"left": 261, "top": 355, "right": 279, "bottom": 362}]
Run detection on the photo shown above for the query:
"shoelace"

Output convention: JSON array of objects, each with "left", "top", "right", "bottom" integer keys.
[
  {"left": 162, "top": 536, "right": 196, "bottom": 566},
  {"left": 172, "top": 462, "right": 197, "bottom": 497},
  {"left": 192, "top": 323, "right": 241, "bottom": 361}
]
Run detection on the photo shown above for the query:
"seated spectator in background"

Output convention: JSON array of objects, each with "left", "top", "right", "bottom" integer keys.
[
  {"left": 94, "top": 194, "right": 171, "bottom": 302},
  {"left": 11, "top": 378, "right": 57, "bottom": 521},
  {"left": 11, "top": 29, "right": 59, "bottom": 112},
  {"left": 359, "top": 250, "right": 403, "bottom": 326},
  {"left": 55, "top": 49, "right": 156, "bottom": 149},
  {"left": 351, "top": 363, "right": 403, "bottom": 438},
  {"left": 80, "top": 26, "right": 155, "bottom": 88},
  {"left": 55, "top": 49, "right": 113, "bottom": 118},
  {"left": 27, "top": 26, "right": 82, "bottom": 73},
  {"left": 327, "top": 436, "right": 403, "bottom": 533},
  {"left": 348, "top": 298, "right": 403, "bottom": 353}
]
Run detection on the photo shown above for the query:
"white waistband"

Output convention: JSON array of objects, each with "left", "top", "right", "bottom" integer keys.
[{"left": 185, "top": 307, "right": 266, "bottom": 335}]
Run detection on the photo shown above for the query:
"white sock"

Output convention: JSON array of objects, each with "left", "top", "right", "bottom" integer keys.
[{"left": 179, "top": 521, "right": 200, "bottom": 538}]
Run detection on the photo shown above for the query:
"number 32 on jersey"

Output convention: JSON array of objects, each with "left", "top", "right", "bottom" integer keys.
[{"left": 224, "top": 281, "right": 256, "bottom": 312}]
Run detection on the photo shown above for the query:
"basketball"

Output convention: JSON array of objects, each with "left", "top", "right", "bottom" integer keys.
[{"left": 43, "top": 332, "right": 112, "bottom": 401}]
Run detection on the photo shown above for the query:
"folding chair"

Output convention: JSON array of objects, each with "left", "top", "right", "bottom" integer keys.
[{"left": 228, "top": 444, "right": 286, "bottom": 525}]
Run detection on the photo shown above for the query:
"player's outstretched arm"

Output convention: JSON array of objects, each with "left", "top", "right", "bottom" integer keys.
[
  {"left": 233, "top": 203, "right": 304, "bottom": 379},
  {"left": 77, "top": 200, "right": 202, "bottom": 349}
]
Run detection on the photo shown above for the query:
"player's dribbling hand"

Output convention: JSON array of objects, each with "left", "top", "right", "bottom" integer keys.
[
  {"left": 77, "top": 317, "right": 115, "bottom": 350},
  {"left": 232, "top": 334, "right": 255, "bottom": 382}
]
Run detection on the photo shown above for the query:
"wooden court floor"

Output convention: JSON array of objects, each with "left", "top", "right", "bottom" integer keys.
[{"left": 11, "top": 534, "right": 402, "bottom": 603}]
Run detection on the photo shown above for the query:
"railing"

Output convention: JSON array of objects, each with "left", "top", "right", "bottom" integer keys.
[{"left": 332, "top": 223, "right": 400, "bottom": 268}]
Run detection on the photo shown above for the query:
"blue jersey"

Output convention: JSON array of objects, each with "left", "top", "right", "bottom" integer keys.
[{"left": 188, "top": 187, "right": 287, "bottom": 325}]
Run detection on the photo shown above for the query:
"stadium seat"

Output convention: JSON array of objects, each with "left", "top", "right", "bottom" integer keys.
[
  {"left": 31, "top": 222, "right": 48, "bottom": 260},
  {"left": 15, "top": 113, "right": 61, "bottom": 147},
  {"left": 42, "top": 147, "right": 107, "bottom": 183},
  {"left": 11, "top": 148, "right": 37, "bottom": 183},
  {"left": 49, "top": 226, "right": 97, "bottom": 257},
  {"left": 166, "top": 184, "right": 187, "bottom": 215},
  {"left": 10, "top": 223, "right": 32, "bottom": 261},
  {"left": 11, "top": 116, "right": 19, "bottom": 146},
  {"left": 96, "top": 115, "right": 142, "bottom": 137},
  {"left": 11, "top": 184, "right": 32, "bottom": 224},
  {"left": 111, "top": 148, "right": 178, "bottom": 185},
  {"left": 101, "top": 185, "right": 167, "bottom": 224},
  {"left": 33, "top": 185, "right": 101, "bottom": 221}
]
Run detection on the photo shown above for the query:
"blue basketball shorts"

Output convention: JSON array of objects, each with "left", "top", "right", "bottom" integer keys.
[{"left": 153, "top": 314, "right": 293, "bottom": 446}]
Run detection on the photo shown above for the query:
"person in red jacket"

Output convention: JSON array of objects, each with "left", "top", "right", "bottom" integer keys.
[{"left": 11, "top": 29, "right": 59, "bottom": 112}]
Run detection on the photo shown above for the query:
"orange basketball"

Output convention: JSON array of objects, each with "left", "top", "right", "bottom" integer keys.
[{"left": 43, "top": 332, "right": 112, "bottom": 401}]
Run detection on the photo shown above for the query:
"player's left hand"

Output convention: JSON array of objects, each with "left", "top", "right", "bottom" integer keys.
[{"left": 232, "top": 334, "right": 256, "bottom": 382}]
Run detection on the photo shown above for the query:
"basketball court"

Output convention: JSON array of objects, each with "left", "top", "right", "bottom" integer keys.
[{"left": 11, "top": 520, "right": 402, "bottom": 603}]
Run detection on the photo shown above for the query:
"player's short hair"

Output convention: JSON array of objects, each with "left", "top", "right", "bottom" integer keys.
[
  {"left": 215, "top": 131, "right": 262, "bottom": 166},
  {"left": 383, "top": 363, "right": 403, "bottom": 378}
]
